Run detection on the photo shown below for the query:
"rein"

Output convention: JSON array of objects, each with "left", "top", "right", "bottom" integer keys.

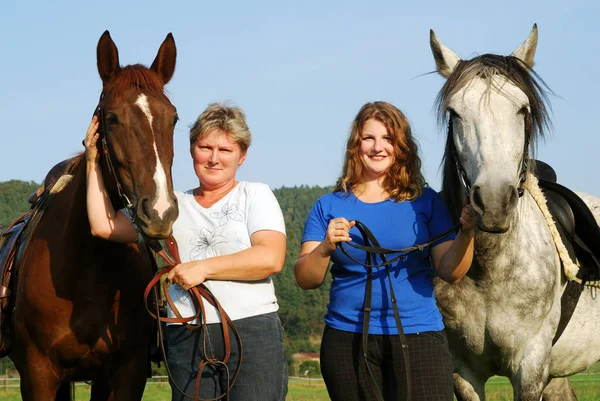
[
  {"left": 339, "top": 220, "right": 460, "bottom": 401},
  {"left": 143, "top": 238, "right": 243, "bottom": 401}
]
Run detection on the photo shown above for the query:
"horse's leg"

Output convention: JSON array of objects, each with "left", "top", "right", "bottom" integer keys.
[
  {"left": 54, "top": 382, "right": 73, "bottom": 401},
  {"left": 91, "top": 378, "right": 114, "bottom": 401},
  {"left": 18, "top": 354, "right": 63, "bottom": 401},
  {"left": 511, "top": 350, "right": 551, "bottom": 401},
  {"left": 108, "top": 355, "right": 148, "bottom": 401},
  {"left": 542, "top": 378, "right": 577, "bottom": 401},
  {"left": 454, "top": 371, "right": 486, "bottom": 401}
]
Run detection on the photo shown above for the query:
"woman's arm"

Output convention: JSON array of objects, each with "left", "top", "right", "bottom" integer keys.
[
  {"left": 84, "top": 116, "right": 139, "bottom": 243},
  {"left": 431, "top": 199, "right": 476, "bottom": 283},
  {"left": 166, "top": 229, "right": 286, "bottom": 290},
  {"left": 293, "top": 217, "right": 354, "bottom": 290}
]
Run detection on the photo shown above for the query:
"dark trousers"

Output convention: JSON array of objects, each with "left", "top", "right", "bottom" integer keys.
[
  {"left": 166, "top": 312, "right": 288, "bottom": 401},
  {"left": 320, "top": 325, "right": 454, "bottom": 401}
]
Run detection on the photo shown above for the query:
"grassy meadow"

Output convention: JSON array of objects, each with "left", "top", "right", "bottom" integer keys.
[{"left": 0, "top": 373, "right": 599, "bottom": 400}]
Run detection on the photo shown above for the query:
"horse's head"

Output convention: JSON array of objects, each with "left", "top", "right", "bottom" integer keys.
[
  {"left": 96, "top": 31, "right": 179, "bottom": 239},
  {"left": 431, "top": 25, "right": 550, "bottom": 233}
]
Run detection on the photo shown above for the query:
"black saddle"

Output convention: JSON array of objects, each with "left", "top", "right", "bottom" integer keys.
[{"left": 533, "top": 160, "right": 600, "bottom": 283}]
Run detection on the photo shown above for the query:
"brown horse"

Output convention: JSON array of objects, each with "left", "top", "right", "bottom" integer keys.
[{"left": 8, "top": 31, "right": 179, "bottom": 400}]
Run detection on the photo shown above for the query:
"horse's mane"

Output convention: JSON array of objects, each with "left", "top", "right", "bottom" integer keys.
[
  {"left": 103, "top": 64, "right": 169, "bottom": 103},
  {"left": 436, "top": 54, "right": 553, "bottom": 221}
]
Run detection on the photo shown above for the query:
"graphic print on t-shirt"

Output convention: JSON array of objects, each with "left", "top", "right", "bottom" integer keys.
[{"left": 189, "top": 202, "right": 243, "bottom": 260}]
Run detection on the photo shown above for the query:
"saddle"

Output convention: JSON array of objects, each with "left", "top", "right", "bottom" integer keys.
[
  {"left": 533, "top": 160, "right": 600, "bottom": 282},
  {"left": 0, "top": 213, "right": 32, "bottom": 357}
]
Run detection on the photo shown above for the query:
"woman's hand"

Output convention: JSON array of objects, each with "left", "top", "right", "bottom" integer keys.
[
  {"left": 84, "top": 116, "right": 100, "bottom": 164},
  {"left": 167, "top": 261, "right": 208, "bottom": 291},
  {"left": 320, "top": 217, "right": 355, "bottom": 257},
  {"left": 459, "top": 197, "right": 477, "bottom": 233}
]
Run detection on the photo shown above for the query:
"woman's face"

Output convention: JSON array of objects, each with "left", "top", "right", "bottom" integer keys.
[
  {"left": 358, "top": 118, "right": 394, "bottom": 181},
  {"left": 191, "top": 129, "right": 246, "bottom": 190}
]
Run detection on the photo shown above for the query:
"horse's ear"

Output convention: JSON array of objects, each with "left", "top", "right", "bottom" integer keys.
[
  {"left": 430, "top": 30, "right": 461, "bottom": 78},
  {"left": 510, "top": 24, "right": 538, "bottom": 68},
  {"left": 97, "top": 30, "right": 121, "bottom": 85},
  {"left": 151, "top": 33, "right": 177, "bottom": 85}
]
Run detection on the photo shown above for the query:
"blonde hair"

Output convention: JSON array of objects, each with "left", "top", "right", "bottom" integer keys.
[
  {"left": 189, "top": 102, "right": 252, "bottom": 153},
  {"left": 334, "top": 101, "right": 425, "bottom": 201}
]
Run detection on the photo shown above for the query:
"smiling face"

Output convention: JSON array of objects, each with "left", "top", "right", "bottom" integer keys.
[
  {"left": 191, "top": 129, "right": 247, "bottom": 190},
  {"left": 358, "top": 118, "right": 394, "bottom": 181}
]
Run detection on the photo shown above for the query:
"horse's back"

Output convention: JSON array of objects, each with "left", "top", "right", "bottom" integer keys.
[{"left": 576, "top": 192, "right": 600, "bottom": 222}]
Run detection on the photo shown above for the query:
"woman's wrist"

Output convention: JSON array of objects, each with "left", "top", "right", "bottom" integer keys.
[
  {"left": 318, "top": 242, "right": 333, "bottom": 258},
  {"left": 458, "top": 226, "right": 475, "bottom": 239}
]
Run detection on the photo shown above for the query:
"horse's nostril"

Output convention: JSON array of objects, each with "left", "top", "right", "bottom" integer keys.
[
  {"left": 139, "top": 197, "right": 152, "bottom": 220},
  {"left": 472, "top": 185, "right": 485, "bottom": 214}
]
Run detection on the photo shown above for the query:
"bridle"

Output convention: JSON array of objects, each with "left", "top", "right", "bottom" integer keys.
[
  {"left": 94, "top": 92, "right": 138, "bottom": 225},
  {"left": 144, "top": 238, "right": 243, "bottom": 401},
  {"left": 448, "top": 116, "right": 530, "bottom": 199},
  {"left": 94, "top": 94, "right": 242, "bottom": 400},
  {"left": 339, "top": 219, "right": 460, "bottom": 401}
]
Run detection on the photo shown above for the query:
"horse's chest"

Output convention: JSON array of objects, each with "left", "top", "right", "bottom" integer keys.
[{"left": 438, "top": 269, "right": 556, "bottom": 357}]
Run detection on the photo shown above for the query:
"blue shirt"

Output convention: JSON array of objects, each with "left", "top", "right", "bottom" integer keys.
[{"left": 301, "top": 187, "right": 456, "bottom": 335}]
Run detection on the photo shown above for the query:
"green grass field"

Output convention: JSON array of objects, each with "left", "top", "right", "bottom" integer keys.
[{"left": 0, "top": 373, "right": 598, "bottom": 400}]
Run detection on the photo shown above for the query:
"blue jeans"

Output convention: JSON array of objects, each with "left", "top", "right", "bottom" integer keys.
[{"left": 166, "top": 312, "right": 288, "bottom": 401}]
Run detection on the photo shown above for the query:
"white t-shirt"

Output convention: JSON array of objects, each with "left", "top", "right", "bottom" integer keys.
[{"left": 167, "top": 181, "right": 286, "bottom": 324}]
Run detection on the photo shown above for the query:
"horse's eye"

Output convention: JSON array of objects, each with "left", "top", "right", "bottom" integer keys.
[
  {"left": 447, "top": 108, "right": 461, "bottom": 120},
  {"left": 518, "top": 106, "right": 531, "bottom": 116},
  {"left": 107, "top": 113, "right": 119, "bottom": 125},
  {"left": 173, "top": 114, "right": 179, "bottom": 126}
]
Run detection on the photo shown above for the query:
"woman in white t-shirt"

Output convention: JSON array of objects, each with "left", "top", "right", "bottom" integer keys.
[{"left": 84, "top": 103, "right": 288, "bottom": 401}]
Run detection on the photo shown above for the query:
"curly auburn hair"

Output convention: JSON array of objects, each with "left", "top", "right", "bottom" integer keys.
[{"left": 334, "top": 101, "right": 425, "bottom": 201}]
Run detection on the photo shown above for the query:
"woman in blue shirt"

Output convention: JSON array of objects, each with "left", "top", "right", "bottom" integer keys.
[{"left": 294, "top": 101, "right": 476, "bottom": 401}]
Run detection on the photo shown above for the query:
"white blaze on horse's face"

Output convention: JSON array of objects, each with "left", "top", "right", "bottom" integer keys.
[
  {"left": 135, "top": 94, "right": 176, "bottom": 220},
  {"left": 449, "top": 78, "right": 529, "bottom": 231}
]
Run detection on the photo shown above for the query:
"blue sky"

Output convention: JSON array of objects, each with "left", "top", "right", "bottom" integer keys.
[{"left": 1, "top": 1, "right": 598, "bottom": 196}]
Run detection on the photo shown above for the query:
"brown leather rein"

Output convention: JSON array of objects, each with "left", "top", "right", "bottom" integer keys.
[{"left": 143, "top": 238, "right": 243, "bottom": 401}]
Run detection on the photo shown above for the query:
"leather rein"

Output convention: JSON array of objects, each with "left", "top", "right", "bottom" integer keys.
[
  {"left": 143, "top": 238, "right": 243, "bottom": 401},
  {"left": 339, "top": 219, "right": 461, "bottom": 401},
  {"left": 93, "top": 94, "right": 242, "bottom": 401}
]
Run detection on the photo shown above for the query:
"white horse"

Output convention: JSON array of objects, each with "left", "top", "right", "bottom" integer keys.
[{"left": 430, "top": 25, "right": 600, "bottom": 401}]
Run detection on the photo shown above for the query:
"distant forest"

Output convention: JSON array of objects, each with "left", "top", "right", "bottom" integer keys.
[{"left": 0, "top": 179, "right": 332, "bottom": 369}]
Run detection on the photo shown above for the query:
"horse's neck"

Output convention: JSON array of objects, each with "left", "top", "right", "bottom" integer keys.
[{"left": 43, "top": 159, "right": 88, "bottom": 227}]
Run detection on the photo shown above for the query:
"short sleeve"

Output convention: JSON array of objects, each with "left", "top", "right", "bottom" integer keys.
[
  {"left": 246, "top": 183, "right": 286, "bottom": 236},
  {"left": 428, "top": 190, "right": 457, "bottom": 245},
  {"left": 301, "top": 197, "right": 329, "bottom": 243}
]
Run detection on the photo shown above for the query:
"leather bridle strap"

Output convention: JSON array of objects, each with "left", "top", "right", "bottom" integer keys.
[
  {"left": 94, "top": 93, "right": 137, "bottom": 223},
  {"left": 341, "top": 224, "right": 460, "bottom": 269},
  {"left": 338, "top": 219, "right": 461, "bottom": 401},
  {"left": 144, "top": 237, "right": 243, "bottom": 401},
  {"left": 339, "top": 221, "right": 412, "bottom": 401}
]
